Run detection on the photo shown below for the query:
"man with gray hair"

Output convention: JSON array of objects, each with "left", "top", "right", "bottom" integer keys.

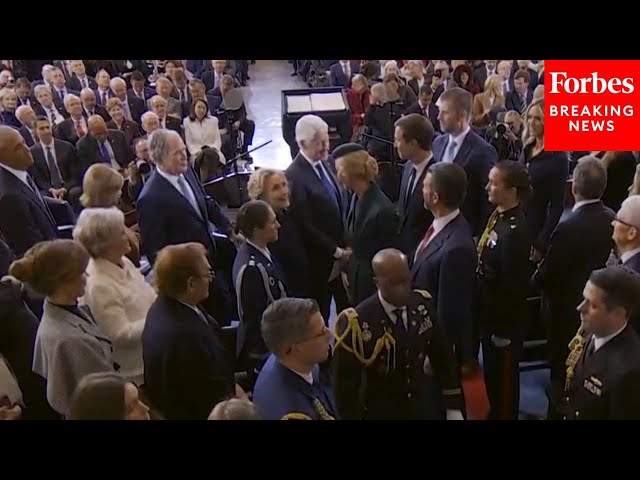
[
  {"left": 252, "top": 297, "right": 337, "bottom": 420},
  {"left": 285, "top": 114, "right": 350, "bottom": 322},
  {"left": 136, "top": 128, "right": 236, "bottom": 324},
  {"left": 15, "top": 105, "right": 36, "bottom": 146},
  {"left": 535, "top": 155, "right": 616, "bottom": 414},
  {"left": 110, "top": 76, "right": 146, "bottom": 124}
]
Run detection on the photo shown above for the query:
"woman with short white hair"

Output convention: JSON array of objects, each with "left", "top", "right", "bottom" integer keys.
[{"left": 73, "top": 207, "right": 157, "bottom": 386}]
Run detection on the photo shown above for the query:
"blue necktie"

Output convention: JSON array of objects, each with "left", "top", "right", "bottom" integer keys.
[
  {"left": 315, "top": 163, "right": 340, "bottom": 210},
  {"left": 177, "top": 175, "right": 202, "bottom": 218},
  {"left": 100, "top": 141, "right": 111, "bottom": 164}
]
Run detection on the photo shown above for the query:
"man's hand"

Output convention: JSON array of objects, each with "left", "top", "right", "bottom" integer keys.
[
  {"left": 0, "top": 404, "right": 22, "bottom": 420},
  {"left": 48, "top": 187, "right": 66, "bottom": 200},
  {"left": 341, "top": 247, "right": 353, "bottom": 261},
  {"left": 233, "top": 120, "right": 241, "bottom": 129}
]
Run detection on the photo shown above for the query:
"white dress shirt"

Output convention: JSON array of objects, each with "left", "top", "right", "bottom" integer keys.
[
  {"left": 572, "top": 199, "right": 600, "bottom": 212},
  {"left": 431, "top": 209, "right": 461, "bottom": 241},
  {"left": 0, "top": 163, "right": 29, "bottom": 187},
  {"left": 621, "top": 247, "right": 640, "bottom": 264},
  {"left": 407, "top": 152, "right": 433, "bottom": 197},
  {"left": 183, "top": 116, "right": 224, "bottom": 162},
  {"left": 83, "top": 256, "right": 157, "bottom": 385},
  {"left": 156, "top": 167, "right": 200, "bottom": 214},
  {"left": 593, "top": 323, "right": 628, "bottom": 352},
  {"left": 443, "top": 126, "right": 471, "bottom": 163},
  {"left": 247, "top": 239, "right": 272, "bottom": 262}
]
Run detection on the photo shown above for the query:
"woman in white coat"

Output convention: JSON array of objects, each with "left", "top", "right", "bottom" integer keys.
[{"left": 183, "top": 98, "right": 226, "bottom": 165}]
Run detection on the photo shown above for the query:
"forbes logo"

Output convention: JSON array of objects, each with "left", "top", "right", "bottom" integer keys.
[{"left": 549, "top": 72, "right": 635, "bottom": 94}]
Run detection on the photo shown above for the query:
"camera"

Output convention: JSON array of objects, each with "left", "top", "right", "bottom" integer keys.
[
  {"left": 136, "top": 159, "right": 151, "bottom": 175},
  {"left": 496, "top": 123, "right": 507, "bottom": 136}
]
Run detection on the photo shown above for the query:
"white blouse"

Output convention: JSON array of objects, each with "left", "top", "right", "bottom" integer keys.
[{"left": 183, "top": 116, "right": 225, "bottom": 163}]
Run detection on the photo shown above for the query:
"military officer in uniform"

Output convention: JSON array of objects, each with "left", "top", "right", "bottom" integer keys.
[
  {"left": 476, "top": 160, "right": 532, "bottom": 420},
  {"left": 232, "top": 200, "right": 287, "bottom": 385},
  {"left": 253, "top": 298, "right": 337, "bottom": 420},
  {"left": 561, "top": 266, "right": 640, "bottom": 420},
  {"left": 333, "top": 248, "right": 464, "bottom": 420}
]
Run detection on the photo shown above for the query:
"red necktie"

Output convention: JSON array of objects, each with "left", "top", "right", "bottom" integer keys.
[
  {"left": 75, "top": 120, "right": 86, "bottom": 138},
  {"left": 415, "top": 224, "right": 435, "bottom": 259}
]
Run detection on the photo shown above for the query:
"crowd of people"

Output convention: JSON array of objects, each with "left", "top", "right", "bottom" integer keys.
[{"left": 1, "top": 59, "right": 640, "bottom": 421}]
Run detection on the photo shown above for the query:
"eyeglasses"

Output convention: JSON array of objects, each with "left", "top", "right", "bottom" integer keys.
[
  {"left": 285, "top": 326, "right": 331, "bottom": 354},
  {"left": 613, "top": 217, "right": 640, "bottom": 230}
]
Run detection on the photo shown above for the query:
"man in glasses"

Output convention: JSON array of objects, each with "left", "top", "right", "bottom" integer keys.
[
  {"left": 332, "top": 248, "right": 464, "bottom": 420},
  {"left": 612, "top": 195, "right": 640, "bottom": 334},
  {"left": 252, "top": 298, "right": 337, "bottom": 420},
  {"left": 535, "top": 155, "right": 615, "bottom": 417}
]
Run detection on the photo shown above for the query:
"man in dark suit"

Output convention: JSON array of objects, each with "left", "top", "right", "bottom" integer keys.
[
  {"left": 136, "top": 129, "right": 237, "bottom": 324},
  {"left": 535, "top": 156, "right": 615, "bottom": 410},
  {"left": 0, "top": 126, "right": 58, "bottom": 257},
  {"left": 76, "top": 115, "right": 133, "bottom": 173},
  {"left": 49, "top": 67, "right": 79, "bottom": 111},
  {"left": 66, "top": 60, "right": 97, "bottom": 92},
  {"left": 128, "top": 70, "right": 156, "bottom": 102},
  {"left": 29, "top": 116, "right": 82, "bottom": 210},
  {"left": 32, "top": 85, "right": 68, "bottom": 126},
  {"left": 610, "top": 196, "right": 640, "bottom": 334},
  {"left": 561, "top": 266, "right": 640, "bottom": 420},
  {"left": 110, "top": 77, "right": 146, "bottom": 125},
  {"left": 148, "top": 95, "right": 182, "bottom": 135},
  {"left": 433, "top": 87, "right": 497, "bottom": 237},
  {"left": 202, "top": 60, "right": 233, "bottom": 92},
  {"left": 394, "top": 114, "right": 437, "bottom": 255},
  {"left": 15, "top": 105, "right": 36, "bottom": 147},
  {"left": 188, "top": 78, "right": 220, "bottom": 116},
  {"left": 94, "top": 69, "right": 114, "bottom": 107},
  {"left": 285, "top": 114, "right": 351, "bottom": 322},
  {"left": 53, "top": 93, "right": 88, "bottom": 146},
  {"left": 216, "top": 76, "right": 256, "bottom": 160},
  {"left": 410, "top": 162, "right": 477, "bottom": 370},
  {"left": 504, "top": 70, "right": 533, "bottom": 116},
  {"left": 79, "top": 88, "right": 111, "bottom": 122},
  {"left": 404, "top": 86, "right": 441, "bottom": 133},
  {"left": 142, "top": 242, "right": 241, "bottom": 420},
  {"left": 329, "top": 60, "right": 359, "bottom": 88}
]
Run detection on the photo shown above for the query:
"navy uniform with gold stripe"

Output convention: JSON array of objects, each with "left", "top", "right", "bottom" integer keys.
[
  {"left": 476, "top": 205, "right": 531, "bottom": 420},
  {"left": 252, "top": 354, "right": 338, "bottom": 420},
  {"left": 333, "top": 289, "right": 464, "bottom": 420},
  {"left": 561, "top": 324, "right": 640, "bottom": 420},
  {"left": 232, "top": 241, "right": 287, "bottom": 374}
]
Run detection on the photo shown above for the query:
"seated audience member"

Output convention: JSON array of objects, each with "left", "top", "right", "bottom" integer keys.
[
  {"left": 68, "top": 372, "right": 150, "bottom": 420},
  {"left": 73, "top": 208, "right": 157, "bottom": 386},
  {"left": 105, "top": 98, "right": 143, "bottom": 147},
  {"left": 453, "top": 64, "right": 481, "bottom": 96},
  {"left": 15, "top": 105, "right": 37, "bottom": 147},
  {"left": 66, "top": 60, "right": 97, "bottom": 91},
  {"left": 232, "top": 200, "right": 287, "bottom": 380},
  {"left": 81, "top": 164, "right": 141, "bottom": 266},
  {"left": 151, "top": 77, "right": 182, "bottom": 120},
  {"left": 0, "top": 87, "right": 20, "bottom": 128},
  {"left": 140, "top": 111, "right": 161, "bottom": 137},
  {"left": 216, "top": 75, "right": 255, "bottom": 161},
  {"left": 253, "top": 298, "right": 337, "bottom": 420},
  {"left": 142, "top": 243, "right": 245, "bottom": 420},
  {"left": 109, "top": 77, "right": 146, "bottom": 125},
  {"left": 54, "top": 94, "right": 88, "bottom": 146},
  {"left": 404, "top": 85, "right": 441, "bottom": 133},
  {"left": 248, "top": 168, "right": 311, "bottom": 297},
  {"left": 9, "top": 240, "right": 116, "bottom": 417},
  {"left": 0, "top": 125, "right": 58, "bottom": 258},
  {"left": 14, "top": 77, "right": 34, "bottom": 109},
  {"left": 346, "top": 74, "right": 370, "bottom": 138},
  {"left": 79, "top": 88, "right": 111, "bottom": 122},
  {"left": 208, "top": 398, "right": 261, "bottom": 420},
  {"left": 127, "top": 138, "right": 154, "bottom": 202},
  {"left": 183, "top": 98, "right": 225, "bottom": 164},
  {"left": 33, "top": 85, "right": 67, "bottom": 126},
  {"left": 383, "top": 73, "right": 416, "bottom": 110},
  {"left": 76, "top": 115, "right": 134, "bottom": 174},
  {"left": 128, "top": 70, "right": 155, "bottom": 102},
  {"left": 148, "top": 95, "right": 182, "bottom": 134}
]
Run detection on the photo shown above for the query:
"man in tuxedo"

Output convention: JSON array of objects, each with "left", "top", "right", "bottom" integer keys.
[
  {"left": 136, "top": 129, "right": 238, "bottom": 324},
  {"left": 433, "top": 87, "right": 497, "bottom": 237},
  {"left": 29, "top": 116, "right": 82, "bottom": 210},
  {"left": 76, "top": 115, "right": 133, "bottom": 173},
  {"left": 505, "top": 70, "right": 533, "bottom": 115},
  {"left": 109, "top": 76, "right": 146, "bottom": 125},
  {"left": 410, "top": 162, "right": 477, "bottom": 370},
  {"left": 535, "top": 156, "right": 615, "bottom": 411},
  {"left": 394, "top": 114, "right": 437, "bottom": 256},
  {"left": 0, "top": 126, "right": 58, "bottom": 257},
  {"left": 15, "top": 106, "right": 36, "bottom": 147},
  {"left": 285, "top": 114, "right": 351, "bottom": 322},
  {"left": 66, "top": 60, "right": 97, "bottom": 91}
]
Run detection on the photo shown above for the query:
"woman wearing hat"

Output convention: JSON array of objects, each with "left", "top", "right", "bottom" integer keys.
[{"left": 333, "top": 143, "right": 399, "bottom": 305}]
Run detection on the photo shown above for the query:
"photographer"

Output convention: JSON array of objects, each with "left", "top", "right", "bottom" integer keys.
[
  {"left": 486, "top": 109, "right": 523, "bottom": 161},
  {"left": 127, "top": 138, "right": 154, "bottom": 203}
]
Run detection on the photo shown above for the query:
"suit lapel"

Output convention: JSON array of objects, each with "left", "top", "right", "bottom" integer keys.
[
  {"left": 414, "top": 216, "right": 458, "bottom": 267},
  {"left": 401, "top": 159, "right": 432, "bottom": 227},
  {"left": 7, "top": 170, "right": 56, "bottom": 226},
  {"left": 183, "top": 168, "right": 208, "bottom": 221},
  {"left": 452, "top": 132, "right": 474, "bottom": 167}
]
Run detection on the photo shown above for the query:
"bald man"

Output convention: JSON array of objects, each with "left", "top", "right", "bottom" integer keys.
[
  {"left": 76, "top": 115, "right": 134, "bottom": 173},
  {"left": 0, "top": 126, "right": 58, "bottom": 256},
  {"left": 333, "top": 248, "right": 464, "bottom": 420}
]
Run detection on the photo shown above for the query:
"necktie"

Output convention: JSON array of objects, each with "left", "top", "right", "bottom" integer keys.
[
  {"left": 404, "top": 166, "right": 417, "bottom": 208},
  {"left": 102, "top": 91, "right": 108, "bottom": 105},
  {"left": 315, "top": 163, "right": 340, "bottom": 210},
  {"left": 520, "top": 95, "right": 528, "bottom": 115},
  {"left": 177, "top": 175, "right": 202, "bottom": 218},
  {"left": 414, "top": 224, "right": 435, "bottom": 260},
  {"left": 45, "top": 146, "right": 63, "bottom": 188},
  {"left": 393, "top": 308, "right": 406, "bottom": 331},
  {"left": 75, "top": 119, "right": 85, "bottom": 138},
  {"left": 444, "top": 139, "right": 457, "bottom": 163},
  {"left": 26, "top": 175, "right": 45, "bottom": 207},
  {"left": 583, "top": 337, "right": 596, "bottom": 365},
  {"left": 99, "top": 141, "right": 112, "bottom": 164},
  {"left": 82, "top": 77, "right": 88, "bottom": 89},
  {"left": 122, "top": 100, "right": 133, "bottom": 121}
]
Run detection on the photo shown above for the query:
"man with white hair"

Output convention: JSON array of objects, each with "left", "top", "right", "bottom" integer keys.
[
  {"left": 15, "top": 105, "right": 37, "bottom": 146},
  {"left": 33, "top": 85, "right": 67, "bottom": 126},
  {"left": 285, "top": 114, "right": 350, "bottom": 322},
  {"left": 109, "top": 76, "right": 146, "bottom": 124},
  {"left": 140, "top": 111, "right": 161, "bottom": 136},
  {"left": 136, "top": 129, "right": 237, "bottom": 324},
  {"left": 148, "top": 95, "right": 182, "bottom": 134},
  {"left": 613, "top": 195, "right": 640, "bottom": 334},
  {"left": 54, "top": 94, "right": 88, "bottom": 145}
]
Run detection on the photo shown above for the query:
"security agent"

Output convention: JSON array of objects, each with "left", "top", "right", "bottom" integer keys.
[
  {"left": 562, "top": 266, "right": 640, "bottom": 420},
  {"left": 252, "top": 298, "right": 337, "bottom": 420},
  {"left": 476, "top": 161, "right": 532, "bottom": 420},
  {"left": 333, "top": 248, "right": 464, "bottom": 420},
  {"left": 232, "top": 200, "right": 287, "bottom": 382}
]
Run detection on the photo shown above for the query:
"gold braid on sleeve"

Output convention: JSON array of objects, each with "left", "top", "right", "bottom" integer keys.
[{"left": 565, "top": 326, "right": 586, "bottom": 392}]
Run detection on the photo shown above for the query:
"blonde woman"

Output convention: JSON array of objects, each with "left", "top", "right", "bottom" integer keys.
[
  {"left": 346, "top": 73, "right": 370, "bottom": 137},
  {"left": 0, "top": 87, "right": 20, "bottom": 128},
  {"left": 334, "top": 143, "right": 399, "bottom": 304},
  {"left": 472, "top": 74, "right": 505, "bottom": 127}
]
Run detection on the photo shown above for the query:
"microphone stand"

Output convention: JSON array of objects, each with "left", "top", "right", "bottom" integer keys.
[{"left": 202, "top": 139, "right": 273, "bottom": 187}]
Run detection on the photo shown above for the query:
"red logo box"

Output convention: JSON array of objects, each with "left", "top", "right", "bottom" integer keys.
[{"left": 544, "top": 60, "right": 640, "bottom": 151}]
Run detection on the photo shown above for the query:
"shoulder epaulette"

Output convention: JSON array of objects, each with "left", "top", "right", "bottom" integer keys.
[
  {"left": 281, "top": 412, "right": 312, "bottom": 420},
  {"left": 413, "top": 289, "right": 432, "bottom": 299}
]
